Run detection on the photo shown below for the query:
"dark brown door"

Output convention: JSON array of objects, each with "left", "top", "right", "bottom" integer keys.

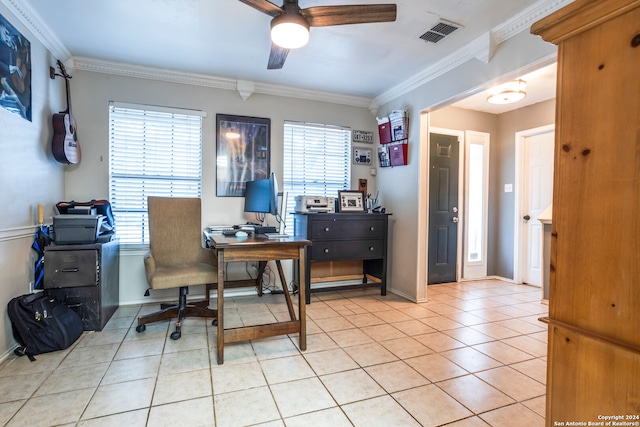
[{"left": 428, "top": 133, "right": 459, "bottom": 284}]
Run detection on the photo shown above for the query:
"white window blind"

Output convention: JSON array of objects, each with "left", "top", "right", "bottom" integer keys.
[
  {"left": 282, "top": 121, "right": 351, "bottom": 232},
  {"left": 108, "top": 102, "right": 205, "bottom": 245}
]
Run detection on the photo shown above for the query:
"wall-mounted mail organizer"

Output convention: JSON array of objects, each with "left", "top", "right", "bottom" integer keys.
[{"left": 377, "top": 110, "right": 408, "bottom": 167}]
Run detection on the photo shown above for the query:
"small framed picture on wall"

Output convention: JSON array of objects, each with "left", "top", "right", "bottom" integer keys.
[{"left": 338, "top": 191, "right": 365, "bottom": 212}]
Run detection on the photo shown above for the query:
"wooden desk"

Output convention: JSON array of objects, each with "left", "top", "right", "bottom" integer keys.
[{"left": 207, "top": 233, "right": 311, "bottom": 364}]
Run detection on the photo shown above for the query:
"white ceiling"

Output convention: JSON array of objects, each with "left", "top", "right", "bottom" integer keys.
[{"left": 15, "top": 0, "right": 562, "bottom": 110}]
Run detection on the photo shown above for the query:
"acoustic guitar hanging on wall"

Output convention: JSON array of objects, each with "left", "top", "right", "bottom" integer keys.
[{"left": 51, "top": 60, "right": 80, "bottom": 164}]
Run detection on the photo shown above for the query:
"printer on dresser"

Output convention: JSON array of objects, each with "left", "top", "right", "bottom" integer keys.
[
  {"left": 43, "top": 214, "right": 119, "bottom": 331},
  {"left": 294, "top": 212, "right": 389, "bottom": 304}
]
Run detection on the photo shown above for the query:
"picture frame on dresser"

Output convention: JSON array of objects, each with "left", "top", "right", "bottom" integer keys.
[{"left": 338, "top": 190, "right": 365, "bottom": 212}]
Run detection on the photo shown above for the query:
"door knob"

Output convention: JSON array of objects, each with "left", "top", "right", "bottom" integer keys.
[
  {"left": 523, "top": 215, "right": 531, "bottom": 221},
  {"left": 452, "top": 217, "right": 459, "bottom": 223}
]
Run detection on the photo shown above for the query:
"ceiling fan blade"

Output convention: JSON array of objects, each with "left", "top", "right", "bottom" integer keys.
[
  {"left": 301, "top": 4, "right": 397, "bottom": 27},
  {"left": 238, "top": 0, "right": 283, "bottom": 17},
  {"left": 267, "top": 43, "right": 290, "bottom": 69}
]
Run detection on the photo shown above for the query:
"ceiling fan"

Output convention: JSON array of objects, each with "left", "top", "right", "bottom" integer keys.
[{"left": 239, "top": 0, "right": 397, "bottom": 69}]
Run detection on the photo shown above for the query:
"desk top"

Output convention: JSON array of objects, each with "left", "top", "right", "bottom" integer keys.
[{"left": 205, "top": 231, "right": 311, "bottom": 250}]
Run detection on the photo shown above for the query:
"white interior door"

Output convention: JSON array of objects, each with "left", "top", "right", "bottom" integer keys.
[{"left": 522, "top": 131, "right": 554, "bottom": 286}]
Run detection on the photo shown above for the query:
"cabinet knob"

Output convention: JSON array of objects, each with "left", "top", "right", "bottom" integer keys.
[
  {"left": 369, "top": 246, "right": 375, "bottom": 251},
  {"left": 324, "top": 227, "right": 330, "bottom": 232},
  {"left": 324, "top": 248, "right": 330, "bottom": 253},
  {"left": 369, "top": 226, "right": 375, "bottom": 231}
]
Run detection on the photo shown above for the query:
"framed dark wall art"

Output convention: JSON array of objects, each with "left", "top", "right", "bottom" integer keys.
[
  {"left": 216, "top": 114, "right": 270, "bottom": 196},
  {"left": 0, "top": 12, "right": 31, "bottom": 121},
  {"left": 338, "top": 191, "right": 365, "bottom": 212}
]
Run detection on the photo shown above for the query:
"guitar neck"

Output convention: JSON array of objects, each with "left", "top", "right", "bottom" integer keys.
[{"left": 64, "top": 77, "right": 72, "bottom": 116}]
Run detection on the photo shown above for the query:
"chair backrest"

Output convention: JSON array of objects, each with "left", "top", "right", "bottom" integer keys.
[{"left": 147, "top": 197, "right": 210, "bottom": 267}]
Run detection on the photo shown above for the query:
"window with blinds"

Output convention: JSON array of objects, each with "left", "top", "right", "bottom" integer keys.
[
  {"left": 282, "top": 121, "right": 351, "bottom": 232},
  {"left": 108, "top": 102, "right": 205, "bottom": 245}
]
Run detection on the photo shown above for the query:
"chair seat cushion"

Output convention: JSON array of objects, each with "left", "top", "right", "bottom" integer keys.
[{"left": 149, "top": 262, "right": 217, "bottom": 290}]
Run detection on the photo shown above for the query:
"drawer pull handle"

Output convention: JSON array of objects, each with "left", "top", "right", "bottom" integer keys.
[
  {"left": 369, "top": 246, "right": 375, "bottom": 251},
  {"left": 324, "top": 227, "right": 330, "bottom": 232},
  {"left": 324, "top": 248, "right": 330, "bottom": 253},
  {"left": 61, "top": 268, "right": 79, "bottom": 273}
]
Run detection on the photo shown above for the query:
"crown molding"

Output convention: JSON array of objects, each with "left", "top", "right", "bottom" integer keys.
[
  {"left": 2, "top": 0, "right": 70, "bottom": 60},
  {"left": 372, "top": 0, "right": 573, "bottom": 109}
]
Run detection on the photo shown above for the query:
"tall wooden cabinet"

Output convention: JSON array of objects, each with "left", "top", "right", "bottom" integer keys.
[{"left": 531, "top": 1, "right": 640, "bottom": 424}]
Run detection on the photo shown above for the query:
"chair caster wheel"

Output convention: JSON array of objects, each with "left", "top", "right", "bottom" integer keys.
[
  {"left": 136, "top": 324, "right": 146, "bottom": 333},
  {"left": 212, "top": 319, "right": 218, "bottom": 326},
  {"left": 170, "top": 331, "right": 181, "bottom": 340}
]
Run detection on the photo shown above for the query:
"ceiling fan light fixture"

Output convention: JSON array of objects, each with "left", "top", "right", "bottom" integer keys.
[
  {"left": 271, "top": 13, "right": 310, "bottom": 49},
  {"left": 487, "top": 79, "right": 527, "bottom": 104}
]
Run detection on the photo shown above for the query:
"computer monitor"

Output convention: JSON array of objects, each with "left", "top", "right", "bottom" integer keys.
[{"left": 244, "top": 173, "right": 280, "bottom": 227}]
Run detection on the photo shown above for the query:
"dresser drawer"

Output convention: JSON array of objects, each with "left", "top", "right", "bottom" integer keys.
[
  {"left": 44, "top": 249, "right": 99, "bottom": 288},
  {"left": 311, "top": 219, "right": 385, "bottom": 240},
  {"left": 311, "top": 239, "right": 385, "bottom": 261}
]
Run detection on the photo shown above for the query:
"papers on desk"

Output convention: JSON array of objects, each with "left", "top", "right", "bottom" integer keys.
[{"left": 264, "top": 233, "right": 289, "bottom": 239}]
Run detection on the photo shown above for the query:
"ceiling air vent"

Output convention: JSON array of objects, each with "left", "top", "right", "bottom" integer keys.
[{"left": 419, "top": 20, "right": 460, "bottom": 43}]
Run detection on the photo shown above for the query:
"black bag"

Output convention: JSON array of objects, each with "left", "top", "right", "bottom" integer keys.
[
  {"left": 56, "top": 199, "right": 115, "bottom": 233},
  {"left": 7, "top": 293, "right": 83, "bottom": 361}
]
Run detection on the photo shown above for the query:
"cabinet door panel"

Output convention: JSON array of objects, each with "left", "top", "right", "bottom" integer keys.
[
  {"left": 311, "top": 240, "right": 385, "bottom": 261},
  {"left": 311, "top": 219, "right": 385, "bottom": 240},
  {"left": 44, "top": 249, "right": 98, "bottom": 288}
]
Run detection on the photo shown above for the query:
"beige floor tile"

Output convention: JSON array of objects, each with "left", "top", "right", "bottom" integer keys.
[
  {"left": 437, "top": 374, "right": 515, "bottom": 413},
  {"left": 372, "top": 309, "right": 414, "bottom": 323},
  {"left": 379, "top": 336, "right": 432, "bottom": 359},
  {"left": 114, "top": 337, "right": 165, "bottom": 360},
  {"left": 296, "top": 332, "right": 339, "bottom": 353},
  {"left": 472, "top": 340, "right": 535, "bottom": 364},
  {"left": 214, "top": 386, "right": 281, "bottom": 426},
  {"left": 270, "top": 377, "right": 337, "bottom": 418},
  {"left": 510, "top": 358, "right": 547, "bottom": 384},
  {"left": 444, "top": 312, "right": 488, "bottom": 326},
  {"left": 313, "top": 316, "right": 355, "bottom": 332},
  {"left": 402, "top": 305, "right": 439, "bottom": 319},
  {"left": 0, "top": 401, "right": 24, "bottom": 426},
  {"left": 420, "top": 315, "right": 465, "bottom": 331},
  {"left": 360, "top": 323, "right": 408, "bottom": 342},
  {"left": 342, "top": 342, "right": 398, "bottom": 367},
  {"left": 389, "top": 319, "right": 437, "bottom": 336},
  {"left": 284, "top": 407, "right": 353, "bottom": 427},
  {"left": 469, "top": 322, "right": 521, "bottom": 340},
  {"left": 124, "top": 321, "right": 169, "bottom": 342},
  {"left": 444, "top": 416, "right": 492, "bottom": 427},
  {"left": 441, "top": 346, "right": 503, "bottom": 373},
  {"left": 320, "top": 368, "right": 386, "bottom": 405},
  {"left": 0, "top": 351, "right": 66, "bottom": 378},
  {"left": 77, "top": 328, "right": 128, "bottom": 347},
  {"left": 364, "top": 361, "right": 430, "bottom": 393},
  {"left": 393, "top": 384, "right": 473, "bottom": 427},
  {"left": 415, "top": 331, "right": 466, "bottom": 352},
  {"left": 211, "top": 360, "right": 266, "bottom": 393},
  {"left": 468, "top": 309, "right": 513, "bottom": 322},
  {"left": 76, "top": 409, "right": 148, "bottom": 427},
  {"left": 0, "top": 371, "right": 50, "bottom": 403},
  {"left": 260, "top": 355, "right": 315, "bottom": 384},
  {"left": 327, "top": 328, "right": 375, "bottom": 348},
  {"left": 502, "top": 335, "right": 548, "bottom": 357},
  {"left": 342, "top": 395, "right": 421, "bottom": 427},
  {"left": 211, "top": 341, "right": 257, "bottom": 365},
  {"left": 476, "top": 366, "right": 546, "bottom": 401},
  {"left": 480, "top": 403, "right": 545, "bottom": 427},
  {"left": 82, "top": 378, "right": 155, "bottom": 419},
  {"left": 343, "top": 313, "right": 385, "bottom": 328},
  {"left": 444, "top": 327, "right": 495, "bottom": 345},
  {"left": 103, "top": 315, "right": 135, "bottom": 330},
  {"left": 101, "top": 355, "right": 161, "bottom": 385},
  {"left": 494, "top": 318, "right": 545, "bottom": 334},
  {"left": 152, "top": 368, "right": 211, "bottom": 405},
  {"left": 522, "top": 395, "right": 546, "bottom": 416},
  {"left": 148, "top": 396, "right": 214, "bottom": 426},
  {"left": 59, "top": 343, "right": 119, "bottom": 368},
  {"left": 162, "top": 332, "right": 208, "bottom": 353},
  {"left": 303, "top": 348, "right": 359, "bottom": 375},
  {"left": 34, "top": 362, "right": 109, "bottom": 396},
  {"left": 7, "top": 388, "right": 93, "bottom": 427},
  {"left": 159, "top": 348, "right": 210, "bottom": 376},
  {"left": 405, "top": 354, "right": 468, "bottom": 382},
  {"left": 252, "top": 336, "right": 300, "bottom": 360}
]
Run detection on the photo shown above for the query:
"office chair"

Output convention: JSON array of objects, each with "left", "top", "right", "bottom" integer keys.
[{"left": 135, "top": 197, "right": 217, "bottom": 340}]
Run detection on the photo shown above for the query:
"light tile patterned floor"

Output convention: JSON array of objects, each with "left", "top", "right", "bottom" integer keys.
[{"left": 0, "top": 279, "right": 548, "bottom": 426}]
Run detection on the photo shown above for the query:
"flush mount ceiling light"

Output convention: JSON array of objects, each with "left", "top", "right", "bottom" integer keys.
[
  {"left": 270, "top": 11, "right": 310, "bottom": 49},
  {"left": 487, "top": 79, "right": 527, "bottom": 104}
]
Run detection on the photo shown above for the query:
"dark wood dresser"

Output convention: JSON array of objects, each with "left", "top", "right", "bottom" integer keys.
[{"left": 294, "top": 212, "right": 389, "bottom": 303}]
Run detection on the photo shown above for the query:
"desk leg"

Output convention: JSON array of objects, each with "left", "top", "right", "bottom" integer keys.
[
  {"left": 298, "top": 246, "right": 307, "bottom": 351},
  {"left": 216, "top": 251, "right": 225, "bottom": 364}
]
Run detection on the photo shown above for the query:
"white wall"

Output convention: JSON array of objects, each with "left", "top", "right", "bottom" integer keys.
[
  {"left": 63, "top": 70, "right": 380, "bottom": 305},
  {"left": 0, "top": 4, "right": 64, "bottom": 358},
  {"left": 375, "top": 30, "right": 557, "bottom": 302}
]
